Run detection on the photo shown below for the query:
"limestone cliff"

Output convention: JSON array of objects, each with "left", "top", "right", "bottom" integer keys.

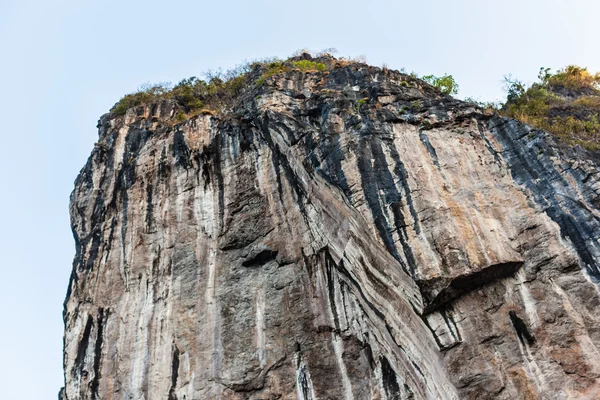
[{"left": 62, "top": 55, "right": 600, "bottom": 399}]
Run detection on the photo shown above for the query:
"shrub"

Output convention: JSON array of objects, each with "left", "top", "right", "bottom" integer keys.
[
  {"left": 174, "top": 111, "right": 187, "bottom": 123},
  {"left": 171, "top": 77, "right": 205, "bottom": 112},
  {"left": 111, "top": 63, "right": 256, "bottom": 117},
  {"left": 256, "top": 61, "right": 289, "bottom": 86},
  {"left": 112, "top": 83, "right": 171, "bottom": 116},
  {"left": 421, "top": 74, "right": 459, "bottom": 95},
  {"left": 292, "top": 60, "right": 326, "bottom": 72},
  {"left": 573, "top": 95, "right": 600, "bottom": 110}
]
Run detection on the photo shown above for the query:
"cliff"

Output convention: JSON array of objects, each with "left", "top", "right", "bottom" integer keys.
[{"left": 62, "top": 54, "right": 600, "bottom": 399}]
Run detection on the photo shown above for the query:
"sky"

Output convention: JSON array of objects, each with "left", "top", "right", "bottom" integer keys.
[{"left": 0, "top": 0, "right": 599, "bottom": 398}]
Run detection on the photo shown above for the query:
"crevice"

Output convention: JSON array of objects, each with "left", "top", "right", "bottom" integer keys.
[
  {"left": 242, "top": 249, "right": 278, "bottom": 267},
  {"left": 509, "top": 311, "right": 536, "bottom": 346},
  {"left": 441, "top": 309, "right": 462, "bottom": 343},
  {"left": 476, "top": 119, "right": 503, "bottom": 166},
  {"left": 201, "top": 161, "right": 211, "bottom": 189},
  {"left": 73, "top": 315, "right": 93, "bottom": 377},
  {"left": 323, "top": 248, "right": 386, "bottom": 321},
  {"left": 421, "top": 261, "right": 523, "bottom": 314},
  {"left": 386, "top": 137, "right": 421, "bottom": 236},
  {"left": 422, "top": 315, "right": 446, "bottom": 350},
  {"left": 356, "top": 137, "right": 402, "bottom": 264},
  {"left": 380, "top": 356, "right": 401, "bottom": 400},
  {"left": 418, "top": 131, "right": 440, "bottom": 169},
  {"left": 173, "top": 130, "right": 191, "bottom": 169},
  {"left": 325, "top": 255, "right": 340, "bottom": 330},
  {"left": 145, "top": 183, "right": 154, "bottom": 232},
  {"left": 91, "top": 308, "right": 106, "bottom": 399},
  {"left": 168, "top": 344, "right": 180, "bottom": 400},
  {"left": 296, "top": 359, "right": 314, "bottom": 400}
]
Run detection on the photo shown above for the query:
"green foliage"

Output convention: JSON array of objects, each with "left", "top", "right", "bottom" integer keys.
[
  {"left": 265, "top": 61, "right": 287, "bottom": 76},
  {"left": 537, "top": 67, "right": 552, "bottom": 84},
  {"left": 501, "top": 65, "right": 600, "bottom": 150},
  {"left": 113, "top": 83, "right": 172, "bottom": 116},
  {"left": 355, "top": 97, "right": 368, "bottom": 111},
  {"left": 410, "top": 100, "right": 423, "bottom": 109},
  {"left": 292, "top": 60, "right": 326, "bottom": 72},
  {"left": 171, "top": 77, "right": 205, "bottom": 112},
  {"left": 112, "top": 101, "right": 130, "bottom": 116},
  {"left": 573, "top": 95, "right": 600, "bottom": 110},
  {"left": 546, "top": 65, "right": 600, "bottom": 90},
  {"left": 174, "top": 111, "right": 187, "bottom": 123},
  {"left": 544, "top": 115, "right": 600, "bottom": 136},
  {"left": 111, "top": 64, "right": 254, "bottom": 117},
  {"left": 503, "top": 75, "right": 527, "bottom": 104},
  {"left": 256, "top": 61, "right": 289, "bottom": 86},
  {"left": 421, "top": 74, "right": 459, "bottom": 95},
  {"left": 109, "top": 53, "right": 343, "bottom": 117},
  {"left": 503, "top": 81, "right": 558, "bottom": 119},
  {"left": 256, "top": 59, "right": 328, "bottom": 85}
]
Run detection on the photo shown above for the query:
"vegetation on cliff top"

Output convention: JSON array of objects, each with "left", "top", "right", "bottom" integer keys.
[
  {"left": 500, "top": 65, "right": 600, "bottom": 150},
  {"left": 110, "top": 51, "right": 455, "bottom": 120},
  {"left": 112, "top": 66, "right": 254, "bottom": 117},
  {"left": 111, "top": 52, "right": 337, "bottom": 118}
]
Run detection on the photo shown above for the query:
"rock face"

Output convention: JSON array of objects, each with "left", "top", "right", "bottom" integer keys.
[{"left": 62, "top": 56, "right": 600, "bottom": 399}]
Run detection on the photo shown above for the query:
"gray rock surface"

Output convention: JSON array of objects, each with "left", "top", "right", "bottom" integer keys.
[{"left": 62, "top": 57, "right": 600, "bottom": 399}]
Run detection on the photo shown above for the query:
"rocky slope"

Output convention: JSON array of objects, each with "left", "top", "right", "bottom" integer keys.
[{"left": 62, "top": 55, "right": 600, "bottom": 399}]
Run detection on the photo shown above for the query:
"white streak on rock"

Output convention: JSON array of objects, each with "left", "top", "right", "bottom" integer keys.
[{"left": 332, "top": 332, "right": 354, "bottom": 400}]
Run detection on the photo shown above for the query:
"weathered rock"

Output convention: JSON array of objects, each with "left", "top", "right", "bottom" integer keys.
[{"left": 62, "top": 57, "right": 600, "bottom": 399}]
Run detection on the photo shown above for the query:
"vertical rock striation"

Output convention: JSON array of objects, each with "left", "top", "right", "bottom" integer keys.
[{"left": 63, "top": 55, "right": 600, "bottom": 399}]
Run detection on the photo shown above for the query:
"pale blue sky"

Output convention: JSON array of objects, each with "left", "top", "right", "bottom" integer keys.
[{"left": 1, "top": 1, "right": 598, "bottom": 398}]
